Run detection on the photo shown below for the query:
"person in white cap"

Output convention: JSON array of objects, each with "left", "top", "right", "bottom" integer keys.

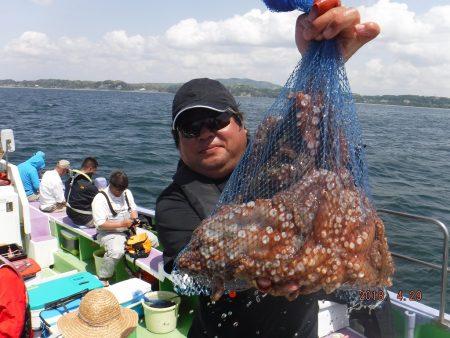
[{"left": 39, "top": 159, "right": 70, "bottom": 212}]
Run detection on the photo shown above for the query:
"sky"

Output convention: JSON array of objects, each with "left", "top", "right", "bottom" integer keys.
[{"left": 1, "top": 0, "right": 449, "bottom": 97}]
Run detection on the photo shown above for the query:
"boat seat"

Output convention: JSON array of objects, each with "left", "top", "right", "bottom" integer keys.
[
  {"left": 29, "top": 210, "right": 52, "bottom": 240},
  {"left": 29, "top": 201, "right": 67, "bottom": 218},
  {"left": 29, "top": 201, "right": 40, "bottom": 208},
  {"left": 131, "top": 248, "right": 163, "bottom": 272},
  {"left": 53, "top": 215, "right": 97, "bottom": 240},
  {"left": 28, "top": 205, "right": 58, "bottom": 268}
]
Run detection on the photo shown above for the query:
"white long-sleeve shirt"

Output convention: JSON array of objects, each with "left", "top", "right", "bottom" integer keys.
[{"left": 39, "top": 169, "right": 65, "bottom": 209}]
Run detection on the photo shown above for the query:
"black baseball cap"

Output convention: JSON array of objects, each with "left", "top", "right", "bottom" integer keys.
[{"left": 172, "top": 78, "right": 238, "bottom": 130}]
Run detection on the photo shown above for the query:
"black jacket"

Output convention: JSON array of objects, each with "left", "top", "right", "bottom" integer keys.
[
  {"left": 156, "top": 162, "right": 318, "bottom": 338},
  {"left": 64, "top": 172, "right": 98, "bottom": 225}
]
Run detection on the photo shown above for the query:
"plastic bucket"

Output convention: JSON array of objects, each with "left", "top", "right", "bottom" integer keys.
[
  {"left": 142, "top": 291, "right": 181, "bottom": 334},
  {"left": 93, "top": 248, "right": 105, "bottom": 277}
]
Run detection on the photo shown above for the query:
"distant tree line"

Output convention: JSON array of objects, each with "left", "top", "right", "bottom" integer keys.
[
  {"left": 352, "top": 94, "right": 450, "bottom": 109},
  {"left": 1, "top": 79, "right": 449, "bottom": 109}
]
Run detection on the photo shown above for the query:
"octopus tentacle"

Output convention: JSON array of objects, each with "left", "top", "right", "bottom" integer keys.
[{"left": 177, "top": 169, "right": 394, "bottom": 298}]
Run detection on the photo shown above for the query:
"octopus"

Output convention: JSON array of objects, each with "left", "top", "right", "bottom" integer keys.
[{"left": 176, "top": 91, "right": 395, "bottom": 300}]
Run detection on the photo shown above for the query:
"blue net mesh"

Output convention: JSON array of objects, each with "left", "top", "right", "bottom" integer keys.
[
  {"left": 172, "top": 5, "right": 394, "bottom": 302},
  {"left": 262, "top": 0, "right": 314, "bottom": 12}
]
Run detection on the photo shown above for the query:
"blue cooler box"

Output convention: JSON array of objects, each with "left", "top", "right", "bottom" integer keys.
[
  {"left": 41, "top": 277, "right": 152, "bottom": 334},
  {"left": 28, "top": 271, "right": 103, "bottom": 330},
  {"left": 40, "top": 298, "right": 82, "bottom": 331}
]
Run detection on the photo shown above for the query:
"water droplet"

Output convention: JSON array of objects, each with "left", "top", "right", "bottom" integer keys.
[
  {"left": 256, "top": 330, "right": 260, "bottom": 335},
  {"left": 218, "top": 323, "right": 222, "bottom": 327},
  {"left": 233, "top": 322, "right": 239, "bottom": 327},
  {"left": 189, "top": 309, "right": 194, "bottom": 314},
  {"left": 228, "top": 311, "right": 232, "bottom": 316},
  {"left": 221, "top": 313, "right": 227, "bottom": 319}
]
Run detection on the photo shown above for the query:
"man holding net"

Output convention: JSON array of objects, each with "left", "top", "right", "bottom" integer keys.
[{"left": 157, "top": 5, "right": 383, "bottom": 338}]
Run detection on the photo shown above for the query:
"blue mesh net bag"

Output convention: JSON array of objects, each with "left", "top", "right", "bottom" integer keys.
[{"left": 172, "top": 0, "right": 394, "bottom": 300}]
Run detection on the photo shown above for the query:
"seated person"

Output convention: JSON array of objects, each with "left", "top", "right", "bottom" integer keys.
[
  {"left": 65, "top": 157, "right": 99, "bottom": 226},
  {"left": 39, "top": 159, "right": 70, "bottom": 212},
  {"left": 94, "top": 177, "right": 107, "bottom": 190},
  {"left": 91, "top": 170, "right": 138, "bottom": 286},
  {"left": 17, "top": 151, "right": 45, "bottom": 201}
]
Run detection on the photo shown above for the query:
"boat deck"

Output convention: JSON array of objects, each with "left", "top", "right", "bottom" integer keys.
[{"left": 3, "top": 158, "right": 450, "bottom": 338}]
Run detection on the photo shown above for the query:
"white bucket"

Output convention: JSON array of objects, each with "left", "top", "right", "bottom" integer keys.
[
  {"left": 142, "top": 291, "right": 181, "bottom": 334},
  {"left": 93, "top": 248, "right": 105, "bottom": 277}
]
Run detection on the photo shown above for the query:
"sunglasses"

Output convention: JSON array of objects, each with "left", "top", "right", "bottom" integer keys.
[{"left": 177, "top": 111, "right": 239, "bottom": 139}]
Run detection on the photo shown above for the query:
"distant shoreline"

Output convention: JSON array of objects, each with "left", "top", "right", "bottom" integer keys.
[
  {"left": 355, "top": 102, "right": 450, "bottom": 111},
  {"left": 0, "top": 85, "right": 170, "bottom": 94},
  {"left": 1, "top": 78, "right": 449, "bottom": 109}
]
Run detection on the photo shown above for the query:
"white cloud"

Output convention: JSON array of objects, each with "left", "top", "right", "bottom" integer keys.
[
  {"left": 361, "top": 0, "right": 433, "bottom": 41},
  {"left": 100, "top": 31, "right": 147, "bottom": 59},
  {"left": 165, "top": 9, "right": 296, "bottom": 48},
  {"left": 351, "top": 0, "right": 450, "bottom": 96},
  {"left": 5, "top": 31, "right": 58, "bottom": 56},
  {"left": 1, "top": 0, "right": 449, "bottom": 97}
]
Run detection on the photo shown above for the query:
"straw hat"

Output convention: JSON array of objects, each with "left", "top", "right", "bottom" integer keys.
[{"left": 57, "top": 288, "right": 138, "bottom": 338}]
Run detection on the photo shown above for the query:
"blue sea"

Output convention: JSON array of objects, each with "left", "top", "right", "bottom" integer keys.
[{"left": 1, "top": 87, "right": 450, "bottom": 310}]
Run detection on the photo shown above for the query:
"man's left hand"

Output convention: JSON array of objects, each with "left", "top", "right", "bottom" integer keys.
[{"left": 295, "top": 6, "right": 380, "bottom": 61}]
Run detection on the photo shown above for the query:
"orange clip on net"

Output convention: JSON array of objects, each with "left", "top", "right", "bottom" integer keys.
[{"left": 313, "top": 0, "right": 341, "bottom": 15}]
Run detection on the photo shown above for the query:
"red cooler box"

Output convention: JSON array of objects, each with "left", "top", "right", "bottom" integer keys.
[{"left": 12, "top": 257, "right": 41, "bottom": 280}]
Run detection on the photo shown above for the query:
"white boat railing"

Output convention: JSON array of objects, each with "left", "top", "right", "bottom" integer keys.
[{"left": 378, "top": 208, "right": 449, "bottom": 325}]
